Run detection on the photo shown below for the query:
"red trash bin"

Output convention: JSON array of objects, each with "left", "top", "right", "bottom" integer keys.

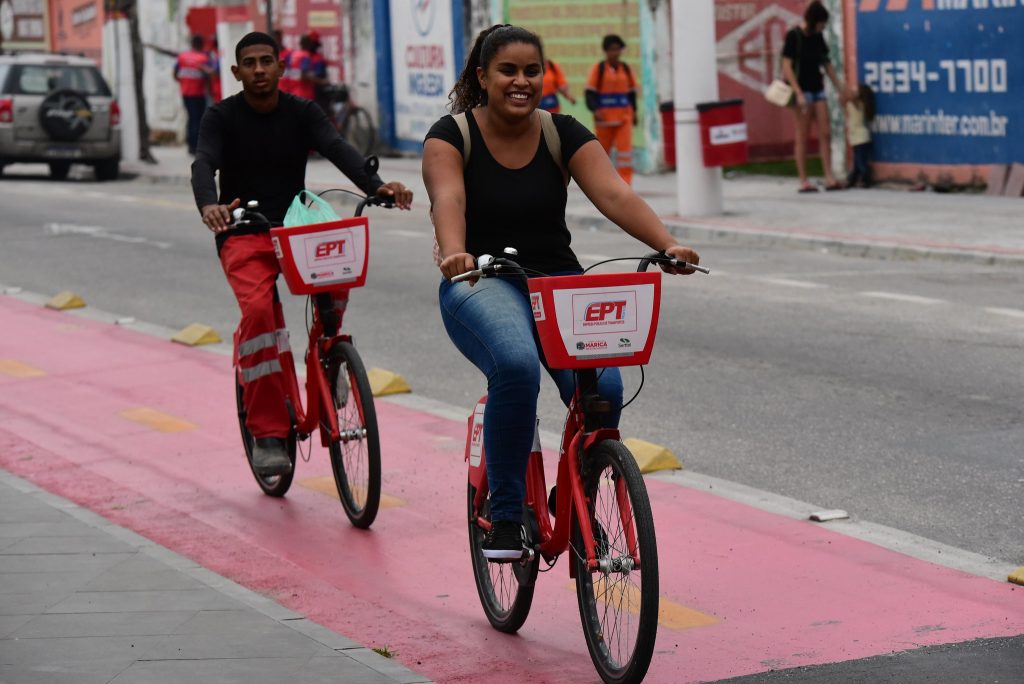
[
  {"left": 696, "top": 99, "right": 747, "bottom": 167},
  {"left": 659, "top": 101, "right": 675, "bottom": 169}
]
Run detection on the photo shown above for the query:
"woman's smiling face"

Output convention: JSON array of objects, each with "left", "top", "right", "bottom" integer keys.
[{"left": 477, "top": 42, "right": 544, "bottom": 117}]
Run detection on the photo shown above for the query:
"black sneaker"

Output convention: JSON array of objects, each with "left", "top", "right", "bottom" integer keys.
[
  {"left": 482, "top": 520, "right": 524, "bottom": 562},
  {"left": 251, "top": 437, "right": 292, "bottom": 476}
]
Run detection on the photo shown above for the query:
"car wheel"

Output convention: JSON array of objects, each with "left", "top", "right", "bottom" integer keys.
[
  {"left": 49, "top": 161, "right": 71, "bottom": 180},
  {"left": 94, "top": 158, "right": 119, "bottom": 182}
]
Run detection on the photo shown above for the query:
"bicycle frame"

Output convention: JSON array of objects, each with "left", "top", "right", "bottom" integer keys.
[
  {"left": 468, "top": 368, "right": 642, "bottom": 575},
  {"left": 268, "top": 291, "right": 356, "bottom": 447}
]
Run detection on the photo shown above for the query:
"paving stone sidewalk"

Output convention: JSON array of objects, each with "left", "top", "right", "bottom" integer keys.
[{"left": 0, "top": 470, "right": 432, "bottom": 684}]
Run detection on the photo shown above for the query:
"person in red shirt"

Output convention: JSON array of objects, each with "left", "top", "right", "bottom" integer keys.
[
  {"left": 272, "top": 30, "right": 293, "bottom": 93},
  {"left": 540, "top": 58, "right": 575, "bottom": 113},
  {"left": 207, "top": 36, "right": 223, "bottom": 102},
  {"left": 585, "top": 34, "right": 637, "bottom": 184},
  {"left": 175, "top": 34, "right": 214, "bottom": 154}
]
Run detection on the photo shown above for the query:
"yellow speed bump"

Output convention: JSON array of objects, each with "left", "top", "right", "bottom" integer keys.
[
  {"left": 1009, "top": 567, "right": 1024, "bottom": 586},
  {"left": 367, "top": 368, "right": 411, "bottom": 396},
  {"left": 45, "top": 291, "right": 86, "bottom": 310},
  {"left": 0, "top": 359, "right": 46, "bottom": 378},
  {"left": 623, "top": 438, "right": 682, "bottom": 474},
  {"left": 119, "top": 407, "right": 196, "bottom": 433},
  {"left": 297, "top": 476, "right": 406, "bottom": 508},
  {"left": 171, "top": 323, "right": 222, "bottom": 346}
]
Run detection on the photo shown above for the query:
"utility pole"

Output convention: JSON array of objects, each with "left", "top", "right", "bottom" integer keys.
[
  {"left": 265, "top": 0, "right": 273, "bottom": 33},
  {"left": 670, "top": 0, "right": 722, "bottom": 216}
]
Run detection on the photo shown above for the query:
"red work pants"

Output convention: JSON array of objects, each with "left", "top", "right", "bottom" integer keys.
[
  {"left": 220, "top": 233, "right": 349, "bottom": 438},
  {"left": 595, "top": 119, "right": 634, "bottom": 185}
]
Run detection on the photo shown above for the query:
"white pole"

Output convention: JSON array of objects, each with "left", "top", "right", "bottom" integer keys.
[{"left": 671, "top": 0, "right": 722, "bottom": 216}]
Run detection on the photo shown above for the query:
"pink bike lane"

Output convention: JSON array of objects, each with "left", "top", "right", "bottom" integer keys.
[{"left": 1, "top": 294, "right": 1021, "bottom": 683}]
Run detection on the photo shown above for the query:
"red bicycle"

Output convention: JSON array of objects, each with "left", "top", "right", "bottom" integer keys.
[
  {"left": 454, "top": 250, "right": 709, "bottom": 683},
  {"left": 231, "top": 190, "right": 392, "bottom": 528}
]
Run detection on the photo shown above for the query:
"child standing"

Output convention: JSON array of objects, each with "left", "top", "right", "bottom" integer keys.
[{"left": 846, "top": 84, "right": 875, "bottom": 187}]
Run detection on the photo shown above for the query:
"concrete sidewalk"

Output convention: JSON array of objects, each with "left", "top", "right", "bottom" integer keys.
[
  {"left": 125, "top": 144, "right": 1024, "bottom": 267},
  {"left": 0, "top": 471, "right": 431, "bottom": 684}
]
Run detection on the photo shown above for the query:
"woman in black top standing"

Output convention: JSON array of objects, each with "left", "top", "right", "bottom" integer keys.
[
  {"left": 422, "top": 25, "right": 700, "bottom": 560},
  {"left": 782, "top": 1, "right": 845, "bottom": 192}
]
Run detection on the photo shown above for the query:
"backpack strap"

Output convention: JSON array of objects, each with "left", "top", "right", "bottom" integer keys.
[
  {"left": 453, "top": 111, "right": 471, "bottom": 166},
  {"left": 537, "top": 109, "right": 567, "bottom": 186}
]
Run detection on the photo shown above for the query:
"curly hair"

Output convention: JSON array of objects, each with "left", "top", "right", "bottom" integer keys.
[{"left": 447, "top": 25, "right": 545, "bottom": 114}]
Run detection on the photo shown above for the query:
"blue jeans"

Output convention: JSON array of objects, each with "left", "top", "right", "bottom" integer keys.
[
  {"left": 183, "top": 96, "right": 207, "bottom": 154},
  {"left": 848, "top": 142, "right": 873, "bottom": 187},
  {"left": 439, "top": 276, "right": 624, "bottom": 522}
]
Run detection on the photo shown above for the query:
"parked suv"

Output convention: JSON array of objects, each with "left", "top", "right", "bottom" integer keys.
[{"left": 0, "top": 53, "right": 121, "bottom": 181}]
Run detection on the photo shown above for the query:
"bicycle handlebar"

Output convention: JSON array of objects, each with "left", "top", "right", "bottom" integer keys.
[{"left": 449, "top": 250, "right": 710, "bottom": 283}]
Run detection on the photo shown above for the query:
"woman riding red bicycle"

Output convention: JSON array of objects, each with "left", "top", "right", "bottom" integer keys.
[{"left": 422, "top": 24, "right": 699, "bottom": 561}]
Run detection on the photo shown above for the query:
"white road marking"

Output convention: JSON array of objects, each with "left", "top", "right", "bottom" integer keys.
[
  {"left": 754, "top": 277, "right": 827, "bottom": 289},
  {"left": 386, "top": 229, "right": 427, "bottom": 239},
  {"left": 985, "top": 307, "right": 1024, "bottom": 320},
  {"left": 44, "top": 222, "right": 173, "bottom": 249},
  {"left": 860, "top": 291, "right": 946, "bottom": 305}
]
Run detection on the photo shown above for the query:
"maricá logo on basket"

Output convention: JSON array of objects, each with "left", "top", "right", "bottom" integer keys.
[{"left": 576, "top": 340, "right": 609, "bottom": 351}]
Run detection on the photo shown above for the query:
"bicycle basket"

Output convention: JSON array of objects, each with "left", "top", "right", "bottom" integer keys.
[
  {"left": 527, "top": 271, "right": 662, "bottom": 369},
  {"left": 270, "top": 217, "right": 369, "bottom": 294}
]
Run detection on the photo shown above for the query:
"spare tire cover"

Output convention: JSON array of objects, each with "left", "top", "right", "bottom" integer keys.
[{"left": 39, "top": 90, "right": 93, "bottom": 141}]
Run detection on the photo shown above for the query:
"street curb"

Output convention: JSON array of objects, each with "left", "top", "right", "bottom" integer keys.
[
  {"left": 565, "top": 213, "right": 1024, "bottom": 268},
  {"left": 120, "top": 162, "right": 1024, "bottom": 267}
]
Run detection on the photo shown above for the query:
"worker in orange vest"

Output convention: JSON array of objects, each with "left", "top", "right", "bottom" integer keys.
[
  {"left": 274, "top": 30, "right": 296, "bottom": 95},
  {"left": 585, "top": 34, "right": 637, "bottom": 184},
  {"left": 540, "top": 58, "right": 575, "bottom": 113},
  {"left": 175, "top": 34, "right": 213, "bottom": 154}
]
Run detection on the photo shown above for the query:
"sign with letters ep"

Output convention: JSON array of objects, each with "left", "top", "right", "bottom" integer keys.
[
  {"left": 389, "top": 0, "right": 457, "bottom": 143},
  {"left": 856, "top": 1, "right": 1022, "bottom": 164}
]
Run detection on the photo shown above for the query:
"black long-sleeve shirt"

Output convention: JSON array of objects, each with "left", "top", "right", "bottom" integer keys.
[{"left": 190, "top": 92, "right": 383, "bottom": 228}]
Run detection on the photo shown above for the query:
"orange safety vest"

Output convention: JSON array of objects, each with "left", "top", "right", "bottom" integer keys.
[
  {"left": 282, "top": 50, "right": 315, "bottom": 100},
  {"left": 586, "top": 61, "right": 635, "bottom": 123},
  {"left": 176, "top": 50, "right": 209, "bottom": 97},
  {"left": 540, "top": 60, "right": 567, "bottom": 113}
]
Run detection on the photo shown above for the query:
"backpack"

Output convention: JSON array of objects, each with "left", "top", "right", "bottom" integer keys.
[
  {"left": 430, "top": 109, "right": 567, "bottom": 265},
  {"left": 450, "top": 108, "right": 565, "bottom": 183}
]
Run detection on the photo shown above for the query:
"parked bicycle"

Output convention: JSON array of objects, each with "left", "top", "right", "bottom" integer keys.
[
  {"left": 455, "top": 249, "right": 709, "bottom": 684},
  {"left": 321, "top": 84, "right": 376, "bottom": 157},
  {"left": 231, "top": 181, "right": 393, "bottom": 528}
]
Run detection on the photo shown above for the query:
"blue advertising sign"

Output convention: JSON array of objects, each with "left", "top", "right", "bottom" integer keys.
[{"left": 856, "top": 1, "right": 1021, "bottom": 164}]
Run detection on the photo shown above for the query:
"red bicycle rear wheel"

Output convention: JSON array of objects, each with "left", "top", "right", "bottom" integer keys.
[
  {"left": 235, "top": 371, "right": 296, "bottom": 497},
  {"left": 467, "top": 483, "right": 539, "bottom": 633}
]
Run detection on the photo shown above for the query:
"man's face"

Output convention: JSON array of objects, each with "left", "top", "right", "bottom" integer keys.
[
  {"left": 604, "top": 44, "right": 623, "bottom": 64},
  {"left": 231, "top": 44, "right": 281, "bottom": 96}
]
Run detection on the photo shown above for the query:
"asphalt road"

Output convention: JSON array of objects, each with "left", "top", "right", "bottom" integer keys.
[{"left": 1, "top": 169, "right": 1022, "bottom": 568}]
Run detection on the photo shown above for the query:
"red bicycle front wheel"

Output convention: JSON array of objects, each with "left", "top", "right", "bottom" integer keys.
[
  {"left": 326, "top": 341, "right": 381, "bottom": 529},
  {"left": 572, "top": 440, "right": 659, "bottom": 684}
]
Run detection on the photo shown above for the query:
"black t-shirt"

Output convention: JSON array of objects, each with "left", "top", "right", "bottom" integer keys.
[
  {"left": 425, "top": 110, "right": 595, "bottom": 275},
  {"left": 782, "top": 28, "right": 830, "bottom": 93},
  {"left": 191, "top": 92, "right": 383, "bottom": 228}
]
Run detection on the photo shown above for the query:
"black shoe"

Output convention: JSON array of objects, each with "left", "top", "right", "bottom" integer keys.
[
  {"left": 548, "top": 486, "right": 558, "bottom": 517},
  {"left": 482, "top": 520, "right": 524, "bottom": 562},
  {"left": 252, "top": 437, "right": 292, "bottom": 476}
]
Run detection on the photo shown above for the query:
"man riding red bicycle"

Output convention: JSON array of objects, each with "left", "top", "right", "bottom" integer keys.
[{"left": 191, "top": 31, "right": 412, "bottom": 476}]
